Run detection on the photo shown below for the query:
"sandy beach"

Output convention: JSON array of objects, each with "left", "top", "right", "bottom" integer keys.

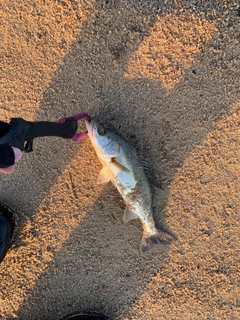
[{"left": 0, "top": 1, "right": 239, "bottom": 319}]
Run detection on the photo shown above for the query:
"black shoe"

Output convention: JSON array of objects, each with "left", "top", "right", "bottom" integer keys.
[
  {"left": 61, "top": 312, "right": 111, "bottom": 320},
  {"left": 0, "top": 202, "right": 15, "bottom": 263}
]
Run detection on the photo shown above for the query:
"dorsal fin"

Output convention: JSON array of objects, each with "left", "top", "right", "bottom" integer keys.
[{"left": 138, "top": 156, "right": 153, "bottom": 179}]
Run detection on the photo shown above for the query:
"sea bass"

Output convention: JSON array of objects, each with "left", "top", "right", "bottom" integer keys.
[{"left": 86, "top": 119, "right": 173, "bottom": 252}]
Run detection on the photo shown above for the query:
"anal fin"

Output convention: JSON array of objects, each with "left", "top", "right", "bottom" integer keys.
[{"left": 123, "top": 207, "right": 138, "bottom": 223}]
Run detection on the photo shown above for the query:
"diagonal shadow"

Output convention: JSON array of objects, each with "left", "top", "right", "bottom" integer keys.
[
  {"left": 15, "top": 186, "right": 171, "bottom": 320},
  {"left": 1, "top": 1, "right": 239, "bottom": 319}
]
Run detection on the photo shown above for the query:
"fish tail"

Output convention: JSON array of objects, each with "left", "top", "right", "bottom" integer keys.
[{"left": 140, "top": 229, "right": 175, "bottom": 253}]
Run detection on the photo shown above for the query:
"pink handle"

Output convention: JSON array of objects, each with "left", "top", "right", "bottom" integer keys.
[{"left": 57, "top": 113, "right": 91, "bottom": 141}]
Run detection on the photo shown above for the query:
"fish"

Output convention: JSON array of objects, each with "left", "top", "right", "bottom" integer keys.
[{"left": 86, "top": 119, "right": 173, "bottom": 252}]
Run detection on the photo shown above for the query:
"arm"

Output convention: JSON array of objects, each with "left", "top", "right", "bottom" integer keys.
[
  {"left": 0, "top": 121, "right": 22, "bottom": 174},
  {"left": 0, "top": 146, "right": 22, "bottom": 174}
]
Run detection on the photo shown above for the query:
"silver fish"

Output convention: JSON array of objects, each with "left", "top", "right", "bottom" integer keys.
[{"left": 86, "top": 119, "right": 173, "bottom": 252}]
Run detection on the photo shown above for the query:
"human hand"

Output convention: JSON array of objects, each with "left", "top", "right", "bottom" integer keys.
[{"left": 0, "top": 147, "right": 22, "bottom": 174}]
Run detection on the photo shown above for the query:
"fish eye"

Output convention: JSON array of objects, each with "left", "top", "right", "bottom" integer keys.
[{"left": 98, "top": 127, "right": 105, "bottom": 136}]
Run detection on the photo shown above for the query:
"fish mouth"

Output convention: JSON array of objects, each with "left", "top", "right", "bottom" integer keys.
[
  {"left": 85, "top": 119, "right": 101, "bottom": 140},
  {"left": 85, "top": 119, "right": 94, "bottom": 137}
]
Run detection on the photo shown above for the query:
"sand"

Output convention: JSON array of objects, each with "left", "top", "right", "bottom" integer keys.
[{"left": 0, "top": 0, "right": 239, "bottom": 319}]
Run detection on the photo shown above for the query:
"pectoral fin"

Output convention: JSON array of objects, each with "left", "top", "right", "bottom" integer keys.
[
  {"left": 123, "top": 207, "right": 139, "bottom": 223},
  {"left": 97, "top": 166, "right": 115, "bottom": 184},
  {"left": 110, "top": 158, "right": 130, "bottom": 173}
]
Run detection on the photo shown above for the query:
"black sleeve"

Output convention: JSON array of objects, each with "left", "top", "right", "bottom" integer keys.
[
  {"left": 0, "top": 145, "right": 15, "bottom": 168},
  {"left": 0, "top": 121, "right": 10, "bottom": 138},
  {"left": 0, "top": 121, "right": 15, "bottom": 168}
]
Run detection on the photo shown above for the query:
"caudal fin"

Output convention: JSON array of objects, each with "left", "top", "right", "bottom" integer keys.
[{"left": 140, "top": 229, "right": 175, "bottom": 253}]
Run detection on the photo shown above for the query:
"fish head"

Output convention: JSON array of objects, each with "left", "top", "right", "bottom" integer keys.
[{"left": 85, "top": 119, "right": 120, "bottom": 159}]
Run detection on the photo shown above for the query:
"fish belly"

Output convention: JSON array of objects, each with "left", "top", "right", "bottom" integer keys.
[{"left": 111, "top": 173, "right": 158, "bottom": 236}]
